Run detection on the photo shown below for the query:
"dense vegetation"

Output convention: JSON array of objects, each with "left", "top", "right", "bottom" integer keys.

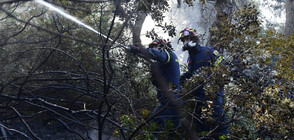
[{"left": 0, "top": 0, "right": 293, "bottom": 139}]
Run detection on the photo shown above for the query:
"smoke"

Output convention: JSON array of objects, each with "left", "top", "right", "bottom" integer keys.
[{"left": 141, "top": 0, "right": 215, "bottom": 65}]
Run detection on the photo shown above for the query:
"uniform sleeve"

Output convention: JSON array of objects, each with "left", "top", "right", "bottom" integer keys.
[
  {"left": 180, "top": 61, "right": 198, "bottom": 82},
  {"left": 205, "top": 47, "right": 223, "bottom": 67},
  {"left": 180, "top": 56, "right": 196, "bottom": 82},
  {"left": 146, "top": 48, "right": 170, "bottom": 63},
  {"left": 210, "top": 48, "right": 223, "bottom": 67}
]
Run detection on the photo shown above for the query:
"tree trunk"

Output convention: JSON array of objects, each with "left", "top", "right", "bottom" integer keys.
[
  {"left": 177, "top": 0, "right": 181, "bottom": 8},
  {"left": 206, "top": 0, "right": 233, "bottom": 51},
  {"left": 285, "top": 0, "right": 294, "bottom": 37},
  {"left": 132, "top": 12, "right": 147, "bottom": 46}
]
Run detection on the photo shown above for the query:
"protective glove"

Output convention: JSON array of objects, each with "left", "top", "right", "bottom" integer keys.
[{"left": 126, "top": 45, "right": 140, "bottom": 54}]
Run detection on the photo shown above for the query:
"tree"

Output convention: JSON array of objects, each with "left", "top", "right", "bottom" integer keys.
[
  {"left": 0, "top": 0, "right": 185, "bottom": 139},
  {"left": 0, "top": 0, "right": 293, "bottom": 140},
  {"left": 285, "top": 0, "right": 294, "bottom": 36},
  {"left": 132, "top": 12, "right": 147, "bottom": 46},
  {"left": 206, "top": 0, "right": 234, "bottom": 50},
  {"left": 180, "top": 1, "right": 293, "bottom": 139},
  {"left": 0, "top": 1, "right": 138, "bottom": 139}
]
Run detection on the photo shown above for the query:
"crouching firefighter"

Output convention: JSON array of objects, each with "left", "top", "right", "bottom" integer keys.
[
  {"left": 179, "top": 27, "right": 230, "bottom": 140},
  {"left": 127, "top": 39, "right": 182, "bottom": 133}
]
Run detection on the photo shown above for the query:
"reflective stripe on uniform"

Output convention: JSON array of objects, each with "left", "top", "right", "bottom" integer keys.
[
  {"left": 214, "top": 56, "right": 223, "bottom": 67},
  {"left": 218, "top": 134, "right": 231, "bottom": 140},
  {"left": 164, "top": 49, "right": 170, "bottom": 63}
]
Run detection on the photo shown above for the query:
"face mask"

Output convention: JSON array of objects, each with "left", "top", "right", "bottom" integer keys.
[{"left": 182, "top": 40, "right": 190, "bottom": 51}]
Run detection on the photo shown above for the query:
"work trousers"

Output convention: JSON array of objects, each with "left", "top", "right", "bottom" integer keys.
[{"left": 194, "top": 89, "right": 229, "bottom": 138}]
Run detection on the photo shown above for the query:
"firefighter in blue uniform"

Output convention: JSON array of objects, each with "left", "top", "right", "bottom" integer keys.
[
  {"left": 179, "top": 27, "right": 230, "bottom": 140},
  {"left": 128, "top": 39, "right": 182, "bottom": 130}
]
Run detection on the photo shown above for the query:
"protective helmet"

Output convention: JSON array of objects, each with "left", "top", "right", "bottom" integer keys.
[
  {"left": 178, "top": 27, "right": 199, "bottom": 43},
  {"left": 149, "top": 38, "right": 166, "bottom": 48},
  {"left": 149, "top": 38, "right": 174, "bottom": 51}
]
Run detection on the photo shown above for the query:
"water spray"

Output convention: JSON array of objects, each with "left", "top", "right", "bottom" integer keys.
[{"left": 34, "top": 0, "right": 129, "bottom": 49}]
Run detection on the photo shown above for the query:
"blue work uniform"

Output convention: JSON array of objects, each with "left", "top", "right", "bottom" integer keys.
[
  {"left": 143, "top": 48, "right": 182, "bottom": 129},
  {"left": 181, "top": 44, "right": 229, "bottom": 138}
]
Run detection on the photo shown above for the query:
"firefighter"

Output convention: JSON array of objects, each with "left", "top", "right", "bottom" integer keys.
[
  {"left": 179, "top": 27, "right": 230, "bottom": 140},
  {"left": 128, "top": 38, "right": 182, "bottom": 130}
]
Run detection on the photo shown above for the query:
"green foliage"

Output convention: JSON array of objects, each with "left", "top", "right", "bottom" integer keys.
[
  {"left": 221, "top": 5, "right": 293, "bottom": 139},
  {"left": 114, "top": 113, "right": 183, "bottom": 140},
  {"left": 1, "top": 1, "right": 293, "bottom": 139},
  {"left": 258, "top": 30, "right": 294, "bottom": 81},
  {"left": 210, "top": 4, "right": 262, "bottom": 53},
  {"left": 138, "top": 0, "right": 169, "bottom": 23},
  {"left": 0, "top": 1, "right": 158, "bottom": 138},
  {"left": 184, "top": 0, "right": 195, "bottom": 6},
  {"left": 199, "top": 0, "right": 206, "bottom": 5},
  {"left": 180, "top": 4, "right": 293, "bottom": 139}
]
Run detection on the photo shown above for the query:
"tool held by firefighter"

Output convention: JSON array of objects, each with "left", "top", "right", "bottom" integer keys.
[{"left": 126, "top": 39, "right": 182, "bottom": 135}]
